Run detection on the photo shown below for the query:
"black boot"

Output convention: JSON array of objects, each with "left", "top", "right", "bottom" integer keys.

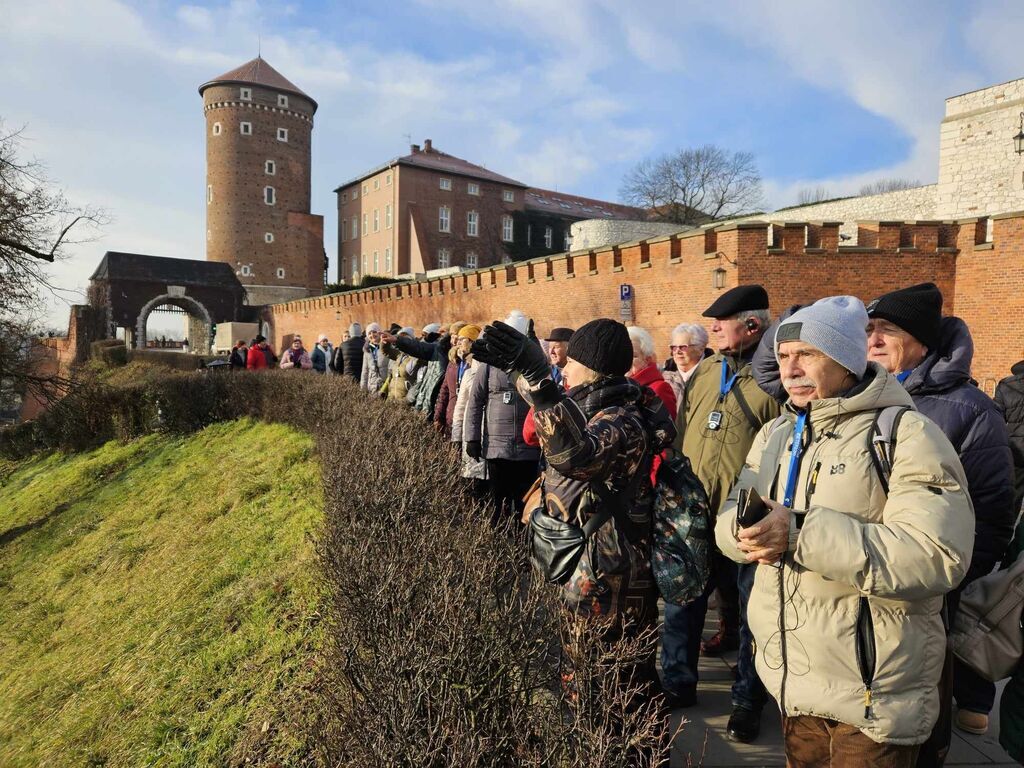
[{"left": 726, "top": 705, "right": 761, "bottom": 743}]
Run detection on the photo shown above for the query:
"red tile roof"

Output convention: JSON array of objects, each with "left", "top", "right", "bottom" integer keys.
[
  {"left": 397, "top": 146, "right": 527, "bottom": 188},
  {"left": 199, "top": 56, "right": 316, "bottom": 110},
  {"left": 524, "top": 187, "right": 642, "bottom": 220}
]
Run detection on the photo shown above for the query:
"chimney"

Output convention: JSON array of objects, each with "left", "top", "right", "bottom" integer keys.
[
  {"left": 423, "top": 138, "right": 433, "bottom": 152},
  {"left": 411, "top": 143, "right": 420, "bottom": 153}
]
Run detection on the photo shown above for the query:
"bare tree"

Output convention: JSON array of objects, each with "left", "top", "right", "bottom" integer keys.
[
  {"left": 796, "top": 186, "right": 834, "bottom": 206},
  {"left": 858, "top": 177, "right": 921, "bottom": 196},
  {"left": 620, "top": 145, "right": 762, "bottom": 225},
  {"left": 0, "top": 122, "right": 104, "bottom": 415}
]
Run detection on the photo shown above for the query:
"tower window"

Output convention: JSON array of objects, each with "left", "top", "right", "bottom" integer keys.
[
  {"left": 502, "top": 215, "right": 513, "bottom": 242},
  {"left": 241, "top": 265, "right": 252, "bottom": 276},
  {"left": 264, "top": 186, "right": 276, "bottom": 205},
  {"left": 240, "top": 87, "right": 252, "bottom": 101},
  {"left": 439, "top": 177, "right": 452, "bottom": 191},
  {"left": 265, "top": 160, "right": 276, "bottom": 175},
  {"left": 240, "top": 122, "right": 252, "bottom": 135},
  {"left": 207, "top": 185, "right": 213, "bottom": 204},
  {"left": 438, "top": 248, "right": 450, "bottom": 269},
  {"left": 439, "top": 206, "right": 451, "bottom": 233},
  {"left": 277, "top": 127, "right": 288, "bottom": 142},
  {"left": 277, "top": 94, "right": 288, "bottom": 108},
  {"left": 212, "top": 122, "right": 222, "bottom": 136},
  {"left": 466, "top": 251, "right": 478, "bottom": 269},
  {"left": 265, "top": 232, "right": 274, "bottom": 243},
  {"left": 467, "top": 211, "right": 478, "bottom": 237},
  {"left": 276, "top": 267, "right": 286, "bottom": 279},
  {"left": 467, "top": 182, "right": 480, "bottom": 196}
]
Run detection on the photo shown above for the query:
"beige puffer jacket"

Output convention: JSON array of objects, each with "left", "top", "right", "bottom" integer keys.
[{"left": 715, "top": 363, "right": 974, "bottom": 745}]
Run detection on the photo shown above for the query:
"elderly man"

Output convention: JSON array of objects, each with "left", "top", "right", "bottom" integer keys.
[
  {"left": 663, "top": 285, "right": 779, "bottom": 743},
  {"left": 866, "top": 283, "right": 1014, "bottom": 742},
  {"left": 716, "top": 295, "right": 974, "bottom": 767},
  {"left": 663, "top": 322, "right": 709, "bottom": 405},
  {"left": 545, "top": 327, "right": 573, "bottom": 387}
]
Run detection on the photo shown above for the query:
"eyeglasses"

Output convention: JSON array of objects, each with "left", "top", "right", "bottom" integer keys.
[{"left": 670, "top": 344, "right": 694, "bottom": 351}]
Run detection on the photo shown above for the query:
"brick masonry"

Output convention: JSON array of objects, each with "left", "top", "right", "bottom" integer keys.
[{"left": 266, "top": 213, "right": 1024, "bottom": 388}]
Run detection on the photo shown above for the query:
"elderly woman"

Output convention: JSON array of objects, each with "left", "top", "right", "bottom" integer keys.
[
  {"left": 627, "top": 325, "right": 678, "bottom": 418},
  {"left": 360, "top": 322, "right": 389, "bottom": 392},
  {"left": 663, "top": 322, "right": 709, "bottom": 407},
  {"left": 279, "top": 335, "right": 313, "bottom": 370},
  {"left": 379, "top": 327, "right": 416, "bottom": 402}
]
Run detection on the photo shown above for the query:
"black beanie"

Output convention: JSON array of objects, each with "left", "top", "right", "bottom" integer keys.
[
  {"left": 567, "top": 319, "right": 633, "bottom": 376},
  {"left": 865, "top": 282, "right": 942, "bottom": 351}
]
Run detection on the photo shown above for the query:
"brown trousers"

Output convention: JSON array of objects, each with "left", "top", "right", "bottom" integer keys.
[{"left": 783, "top": 716, "right": 920, "bottom": 768}]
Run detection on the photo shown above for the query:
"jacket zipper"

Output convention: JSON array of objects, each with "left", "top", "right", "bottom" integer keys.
[{"left": 855, "top": 595, "right": 877, "bottom": 720}]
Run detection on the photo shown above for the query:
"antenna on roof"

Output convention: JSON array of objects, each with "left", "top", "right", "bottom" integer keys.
[
  {"left": 257, "top": 16, "right": 262, "bottom": 58},
  {"left": 402, "top": 132, "right": 411, "bottom": 146}
]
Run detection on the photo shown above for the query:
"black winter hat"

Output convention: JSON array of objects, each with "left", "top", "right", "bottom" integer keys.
[
  {"left": 567, "top": 319, "right": 632, "bottom": 376},
  {"left": 866, "top": 282, "right": 942, "bottom": 351}
]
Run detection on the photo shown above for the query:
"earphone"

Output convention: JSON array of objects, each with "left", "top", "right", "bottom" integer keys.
[{"left": 745, "top": 318, "right": 759, "bottom": 332}]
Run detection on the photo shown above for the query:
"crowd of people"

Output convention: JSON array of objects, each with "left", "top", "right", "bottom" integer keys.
[{"left": 227, "top": 283, "right": 1024, "bottom": 767}]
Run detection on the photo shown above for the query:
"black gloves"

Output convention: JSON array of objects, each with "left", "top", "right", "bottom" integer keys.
[
  {"left": 465, "top": 440, "right": 482, "bottom": 460},
  {"left": 470, "top": 320, "right": 551, "bottom": 386}
]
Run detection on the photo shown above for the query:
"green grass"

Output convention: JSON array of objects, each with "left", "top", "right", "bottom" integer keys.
[{"left": 0, "top": 419, "right": 322, "bottom": 767}]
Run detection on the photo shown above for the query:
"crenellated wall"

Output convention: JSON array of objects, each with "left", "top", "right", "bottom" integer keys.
[{"left": 266, "top": 213, "right": 1024, "bottom": 385}]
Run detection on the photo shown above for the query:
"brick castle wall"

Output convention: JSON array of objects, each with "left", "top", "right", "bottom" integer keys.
[{"left": 266, "top": 213, "right": 1021, "bottom": 385}]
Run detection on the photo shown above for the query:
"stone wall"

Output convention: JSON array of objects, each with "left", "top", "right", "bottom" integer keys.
[
  {"left": 937, "top": 79, "right": 1024, "bottom": 218},
  {"left": 569, "top": 218, "right": 691, "bottom": 250},
  {"left": 265, "top": 214, "right": 1024, "bottom": 382}
]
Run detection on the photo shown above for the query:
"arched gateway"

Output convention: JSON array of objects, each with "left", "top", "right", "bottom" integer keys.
[{"left": 88, "top": 251, "right": 249, "bottom": 353}]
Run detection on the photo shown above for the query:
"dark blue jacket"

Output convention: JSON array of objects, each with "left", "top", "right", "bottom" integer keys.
[{"left": 901, "top": 317, "right": 1015, "bottom": 584}]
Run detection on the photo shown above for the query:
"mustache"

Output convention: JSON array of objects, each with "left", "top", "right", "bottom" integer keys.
[{"left": 783, "top": 377, "right": 815, "bottom": 389}]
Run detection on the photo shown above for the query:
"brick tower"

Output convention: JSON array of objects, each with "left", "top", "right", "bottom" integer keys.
[{"left": 199, "top": 57, "right": 325, "bottom": 306}]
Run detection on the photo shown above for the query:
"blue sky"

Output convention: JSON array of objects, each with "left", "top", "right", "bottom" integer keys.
[{"left": 3, "top": 0, "right": 1023, "bottom": 328}]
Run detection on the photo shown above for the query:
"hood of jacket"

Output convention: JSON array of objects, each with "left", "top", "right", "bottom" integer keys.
[
  {"left": 902, "top": 316, "right": 974, "bottom": 396},
  {"left": 1011, "top": 360, "right": 1024, "bottom": 377}
]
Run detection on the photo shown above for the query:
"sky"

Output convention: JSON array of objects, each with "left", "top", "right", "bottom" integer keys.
[{"left": 3, "top": 0, "right": 1024, "bottom": 331}]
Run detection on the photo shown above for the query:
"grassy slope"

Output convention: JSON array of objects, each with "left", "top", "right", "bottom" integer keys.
[{"left": 0, "top": 419, "right": 322, "bottom": 767}]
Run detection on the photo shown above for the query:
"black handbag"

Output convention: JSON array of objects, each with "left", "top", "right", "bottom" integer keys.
[{"left": 529, "top": 472, "right": 642, "bottom": 585}]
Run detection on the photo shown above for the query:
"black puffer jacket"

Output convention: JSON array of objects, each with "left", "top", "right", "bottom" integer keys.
[
  {"left": 994, "top": 360, "right": 1024, "bottom": 516},
  {"left": 903, "top": 316, "right": 1015, "bottom": 583},
  {"left": 339, "top": 335, "right": 365, "bottom": 382}
]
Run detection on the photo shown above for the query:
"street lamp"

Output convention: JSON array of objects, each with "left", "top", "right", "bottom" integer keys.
[{"left": 1014, "top": 112, "right": 1024, "bottom": 155}]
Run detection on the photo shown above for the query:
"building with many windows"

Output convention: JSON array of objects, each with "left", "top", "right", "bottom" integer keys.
[
  {"left": 335, "top": 139, "right": 641, "bottom": 282},
  {"left": 200, "top": 57, "right": 326, "bottom": 305}
]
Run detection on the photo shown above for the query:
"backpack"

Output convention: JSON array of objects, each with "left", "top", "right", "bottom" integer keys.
[{"left": 650, "top": 447, "right": 713, "bottom": 605}]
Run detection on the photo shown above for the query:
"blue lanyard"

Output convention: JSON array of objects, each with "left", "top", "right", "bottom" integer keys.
[
  {"left": 782, "top": 411, "right": 808, "bottom": 508},
  {"left": 719, "top": 359, "right": 740, "bottom": 401},
  {"left": 457, "top": 360, "right": 468, "bottom": 386},
  {"left": 896, "top": 369, "right": 914, "bottom": 384}
]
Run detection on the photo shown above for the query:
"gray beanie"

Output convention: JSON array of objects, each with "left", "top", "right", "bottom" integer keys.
[
  {"left": 774, "top": 295, "right": 869, "bottom": 377},
  {"left": 349, "top": 322, "right": 362, "bottom": 337}
]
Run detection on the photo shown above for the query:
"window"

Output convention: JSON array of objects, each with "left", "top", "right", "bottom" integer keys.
[
  {"left": 265, "top": 159, "right": 276, "bottom": 175},
  {"left": 502, "top": 190, "right": 514, "bottom": 203},
  {"left": 385, "top": 247, "right": 392, "bottom": 273},
  {"left": 352, "top": 188, "right": 359, "bottom": 200},
  {"left": 241, "top": 264, "right": 252, "bottom": 276},
  {"left": 373, "top": 250, "right": 379, "bottom": 273},
  {"left": 527, "top": 224, "right": 532, "bottom": 246},
  {"left": 212, "top": 122, "right": 222, "bottom": 136},
  {"left": 439, "top": 177, "right": 452, "bottom": 191},
  {"left": 207, "top": 185, "right": 213, "bottom": 204},
  {"left": 277, "top": 267, "right": 286, "bottom": 279},
  {"left": 467, "top": 211, "right": 478, "bottom": 237},
  {"left": 438, "top": 248, "right": 450, "bottom": 268},
  {"left": 342, "top": 219, "right": 348, "bottom": 241},
  {"left": 340, "top": 191, "right": 347, "bottom": 203},
  {"left": 351, "top": 217, "right": 358, "bottom": 238},
  {"left": 351, "top": 257, "right": 358, "bottom": 280},
  {"left": 386, "top": 173, "right": 392, "bottom": 186},
  {"left": 374, "top": 178, "right": 380, "bottom": 191},
  {"left": 240, "top": 122, "right": 252, "bottom": 135},
  {"left": 373, "top": 208, "right": 380, "bottom": 233},
  {"left": 277, "top": 94, "right": 289, "bottom": 108},
  {"left": 544, "top": 226, "right": 553, "bottom": 249},
  {"left": 502, "top": 253, "right": 512, "bottom": 264},
  {"left": 265, "top": 232, "right": 274, "bottom": 243},
  {"left": 277, "top": 127, "right": 288, "bottom": 142},
  {"left": 362, "top": 213, "right": 368, "bottom": 236},
  {"left": 502, "top": 215, "right": 513, "bottom": 242},
  {"left": 362, "top": 254, "right": 367, "bottom": 274},
  {"left": 240, "top": 87, "right": 252, "bottom": 101},
  {"left": 439, "top": 205, "right": 451, "bottom": 233},
  {"left": 466, "top": 251, "right": 478, "bottom": 269},
  {"left": 362, "top": 183, "right": 369, "bottom": 195},
  {"left": 385, "top": 203, "right": 393, "bottom": 229},
  {"left": 467, "top": 182, "right": 480, "bottom": 196},
  {"left": 264, "top": 186, "right": 276, "bottom": 205},
  {"left": 564, "top": 232, "right": 572, "bottom": 250}
]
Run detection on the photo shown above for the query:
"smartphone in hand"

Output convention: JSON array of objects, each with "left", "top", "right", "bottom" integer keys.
[{"left": 737, "top": 487, "right": 769, "bottom": 529}]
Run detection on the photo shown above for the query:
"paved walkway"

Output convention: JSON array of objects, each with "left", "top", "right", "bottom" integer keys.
[{"left": 667, "top": 615, "right": 1017, "bottom": 767}]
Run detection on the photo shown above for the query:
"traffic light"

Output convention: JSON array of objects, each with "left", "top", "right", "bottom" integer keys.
[{"left": 210, "top": 323, "right": 217, "bottom": 342}]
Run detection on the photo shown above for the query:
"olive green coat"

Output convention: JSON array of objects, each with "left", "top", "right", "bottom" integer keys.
[
  {"left": 675, "top": 352, "right": 780, "bottom": 516},
  {"left": 999, "top": 519, "right": 1024, "bottom": 762}
]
